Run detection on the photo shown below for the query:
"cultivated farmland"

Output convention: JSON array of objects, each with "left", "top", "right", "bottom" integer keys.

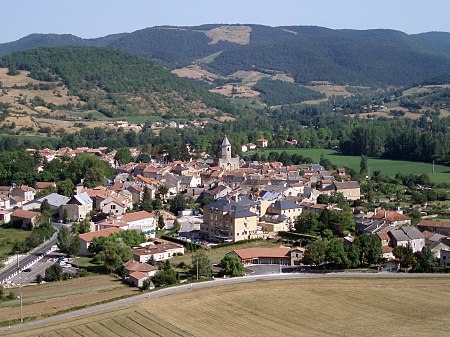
[
  {"left": 3, "top": 278, "right": 450, "bottom": 336},
  {"left": 0, "top": 275, "right": 138, "bottom": 325}
]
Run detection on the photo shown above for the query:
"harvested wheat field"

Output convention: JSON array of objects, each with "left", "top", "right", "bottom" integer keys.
[
  {"left": 4, "top": 278, "right": 450, "bottom": 337},
  {"left": 0, "top": 275, "right": 139, "bottom": 324}
]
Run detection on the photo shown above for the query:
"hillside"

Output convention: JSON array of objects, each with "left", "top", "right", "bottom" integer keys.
[
  {"left": 0, "top": 46, "right": 242, "bottom": 136},
  {"left": 1, "top": 25, "right": 450, "bottom": 88}
]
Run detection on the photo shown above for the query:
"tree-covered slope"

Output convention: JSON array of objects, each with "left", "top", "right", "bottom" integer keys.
[
  {"left": 0, "top": 47, "right": 241, "bottom": 117},
  {"left": 208, "top": 27, "right": 450, "bottom": 86},
  {"left": 1, "top": 26, "right": 450, "bottom": 87}
]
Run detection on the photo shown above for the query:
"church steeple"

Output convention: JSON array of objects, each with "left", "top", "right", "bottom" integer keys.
[{"left": 221, "top": 135, "right": 231, "bottom": 159}]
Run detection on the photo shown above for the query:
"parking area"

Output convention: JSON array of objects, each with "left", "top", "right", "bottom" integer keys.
[
  {"left": 6, "top": 252, "right": 78, "bottom": 286},
  {"left": 246, "top": 265, "right": 302, "bottom": 276}
]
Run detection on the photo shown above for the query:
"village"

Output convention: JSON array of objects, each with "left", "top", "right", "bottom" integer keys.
[{"left": 0, "top": 135, "right": 449, "bottom": 291}]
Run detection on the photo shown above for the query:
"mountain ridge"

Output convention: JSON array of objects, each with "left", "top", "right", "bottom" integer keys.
[{"left": 1, "top": 25, "right": 450, "bottom": 87}]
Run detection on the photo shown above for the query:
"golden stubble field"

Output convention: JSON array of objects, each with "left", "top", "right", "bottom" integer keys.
[
  {"left": 4, "top": 278, "right": 450, "bottom": 337},
  {"left": 0, "top": 275, "right": 138, "bottom": 324}
]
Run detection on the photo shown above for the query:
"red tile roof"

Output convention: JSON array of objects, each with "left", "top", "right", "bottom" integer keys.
[
  {"left": 373, "top": 210, "right": 411, "bottom": 222},
  {"left": 11, "top": 209, "right": 40, "bottom": 219},
  {"left": 418, "top": 220, "right": 450, "bottom": 229},
  {"left": 78, "top": 228, "right": 122, "bottom": 242},
  {"left": 121, "top": 210, "right": 154, "bottom": 223}
]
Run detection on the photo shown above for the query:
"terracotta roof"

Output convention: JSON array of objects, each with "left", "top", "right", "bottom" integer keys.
[
  {"left": 121, "top": 210, "right": 154, "bottom": 223},
  {"left": 123, "top": 260, "right": 158, "bottom": 273},
  {"left": 376, "top": 232, "right": 390, "bottom": 241},
  {"left": 11, "top": 209, "right": 40, "bottom": 219},
  {"left": 78, "top": 227, "right": 122, "bottom": 242},
  {"left": 231, "top": 246, "right": 293, "bottom": 260},
  {"left": 334, "top": 181, "right": 360, "bottom": 190},
  {"left": 418, "top": 220, "right": 450, "bottom": 229},
  {"left": 373, "top": 210, "right": 411, "bottom": 222},
  {"left": 35, "top": 182, "right": 56, "bottom": 189},
  {"left": 132, "top": 242, "right": 182, "bottom": 255},
  {"left": 129, "top": 271, "right": 148, "bottom": 280},
  {"left": 382, "top": 246, "right": 393, "bottom": 253},
  {"left": 0, "top": 186, "right": 11, "bottom": 191},
  {"left": 421, "top": 230, "right": 435, "bottom": 240}
]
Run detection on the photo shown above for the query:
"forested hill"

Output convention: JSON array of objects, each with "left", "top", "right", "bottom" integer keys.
[
  {"left": 1, "top": 25, "right": 450, "bottom": 86},
  {"left": 0, "top": 47, "right": 241, "bottom": 118}
]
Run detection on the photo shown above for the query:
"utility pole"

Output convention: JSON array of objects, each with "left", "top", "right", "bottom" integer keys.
[
  {"left": 18, "top": 292, "right": 23, "bottom": 323},
  {"left": 16, "top": 251, "right": 20, "bottom": 273},
  {"left": 196, "top": 256, "right": 199, "bottom": 281}
]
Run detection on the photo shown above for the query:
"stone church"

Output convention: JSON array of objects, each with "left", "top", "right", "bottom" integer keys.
[{"left": 217, "top": 135, "right": 240, "bottom": 171}]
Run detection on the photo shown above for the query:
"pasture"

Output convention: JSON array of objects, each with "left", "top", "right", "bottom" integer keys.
[
  {"left": 249, "top": 148, "right": 450, "bottom": 183},
  {"left": 4, "top": 278, "right": 450, "bottom": 336},
  {"left": 0, "top": 224, "right": 31, "bottom": 259}
]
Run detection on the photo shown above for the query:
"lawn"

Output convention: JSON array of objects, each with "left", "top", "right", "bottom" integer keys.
[
  {"left": 0, "top": 275, "right": 138, "bottom": 326},
  {"left": 249, "top": 148, "right": 450, "bottom": 183},
  {"left": 0, "top": 224, "right": 31, "bottom": 259},
  {"left": 170, "top": 239, "right": 279, "bottom": 267},
  {"left": 5, "top": 278, "right": 450, "bottom": 336}
]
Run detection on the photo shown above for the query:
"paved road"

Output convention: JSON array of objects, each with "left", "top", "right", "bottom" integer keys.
[
  {"left": 2, "top": 271, "right": 450, "bottom": 332},
  {"left": 0, "top": 233, "right": 58, "bottom": 284},
  {"left": 0, "top": 222, "right": 70, "bottom": 285}
]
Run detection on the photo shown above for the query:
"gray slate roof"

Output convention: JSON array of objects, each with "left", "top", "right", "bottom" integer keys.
[{"left": 270, "top": 200, "right": 301, "bottom": 210}]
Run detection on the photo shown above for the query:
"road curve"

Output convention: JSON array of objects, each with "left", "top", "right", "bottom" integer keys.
[{"left": 2, "top": 271, "right": 450, "bottom": 332}]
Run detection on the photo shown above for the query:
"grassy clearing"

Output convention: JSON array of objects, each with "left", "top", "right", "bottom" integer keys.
[
  {"left": 249, "top": 148, "right": 450, "bottom": 183},
  {"left": 0, "top": 224, "right": 31, "bottom": 259},
  {"left": 0, "top": 275, "right": 138, "bottom": 324},
  {"left": 5, "top": 278, "right": 450, "bottom": 337},
  {"left": 170, "top": 239, "right": 279, "bottom": 267}
]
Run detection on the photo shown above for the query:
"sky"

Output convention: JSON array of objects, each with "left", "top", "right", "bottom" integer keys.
[{"left": 3, "top": 0, "right": 450, "bottom": 43}]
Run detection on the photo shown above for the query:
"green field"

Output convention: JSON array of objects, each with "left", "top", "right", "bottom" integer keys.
[
  {"left": 0, "top": 134, "right": 60, "bottom": 143},
  {"left": 249, "top": 148, "right": 450, "bottom": 183},
  {"left": 0, "top": 224, "right": 31, "bottom": 259},
  {"left": 4, "top": 278, "right": 450, "bottom": 337}
]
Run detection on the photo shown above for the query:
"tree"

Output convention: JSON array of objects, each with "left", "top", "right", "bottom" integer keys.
[
  {"left": 57, "top": 179, "right": 75, "bottom": 196},
  {"left": 171, "top": 194, "right": 186, "bottom": 214},
  {"left": 158, "top": 185, "right": 169, "bottom": 201},
  {"left": 35, "top": 274, "right": 43, "bottom": 284},
  {"left": 57, "top": 227, "right": 80, "bottom": 256},
  {"left": 72, "top": 218, "right": 91, "bottom": 234},
  {"left": 95, "top": 238, "right": 132, "bottom": 272},
  {"left": 152, "top": 268, "right": 178, "bottom": 287},
  {"left": 302, "top": 239, "right": 327, "bottom": 267},
  {"left": 157, "top": 214, "right": 165, "bottom": 230},
  {"left": 201, "top": 196, "right": 214, "bottom": 207},
  {"left": 326, "top": 238, "right": 350, "bottom": 269},
  {"left": 393, "top": 245, "right": 416, "bottom": 270},
  {"left": 45, "top": 264, "right": 63, "bottom": 281},
  {"left": 191, "top": 249, "right": 212, "bottom": 279},
  {"left": 416, "top": 246, "right": 437, "bottom": 272},
  {"left": 353, "top": 234, "right": 382, "bottom": 266},
  {"left": 219, "top": 255, "right": 244, "bottom": 277},
  {"left": 114, "top": 148, "right": 133, "bottom": 165},
  {"left": 360, "top": 155, "right": 368, "bottom": 175},
  {"left": 294, "top": 211, "right": 321, "bottom": 235},
  {"left": 40, "top": 199, "right": 52, "bottom": 213}
]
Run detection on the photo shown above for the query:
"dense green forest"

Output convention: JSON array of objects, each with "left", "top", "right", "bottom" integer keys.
[
  {"left": 0, "top": 47, "right": 241, "bottom": 118},
  {"left": 2, "top": 25, "right": 450, "bottom": 86},
  {"left": 252, "top": 79, "right": 325, "bottom": 105}
]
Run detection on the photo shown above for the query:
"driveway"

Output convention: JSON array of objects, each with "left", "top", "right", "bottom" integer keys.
[{"left": 246, "top": 264, "right": 294, "bottom": 275}]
